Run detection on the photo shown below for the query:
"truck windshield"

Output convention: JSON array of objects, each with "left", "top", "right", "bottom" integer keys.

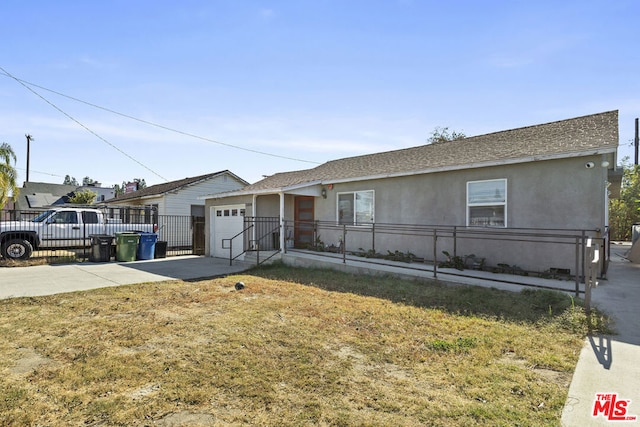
[{"left": 32, "top": 210, "right": 55, "bottom": 222}]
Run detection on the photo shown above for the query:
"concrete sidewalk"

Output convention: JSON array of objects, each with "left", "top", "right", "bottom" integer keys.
[
  {"left": 0, "top": 256, "right": 252, "bottom": 299},
  {"left": 561, "top": 243, "right": 640, "bottom": 425}
]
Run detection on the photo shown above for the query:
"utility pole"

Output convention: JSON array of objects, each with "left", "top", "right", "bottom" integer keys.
[{"left": 25, "top": 134, "right": 34, "bottom": 182}]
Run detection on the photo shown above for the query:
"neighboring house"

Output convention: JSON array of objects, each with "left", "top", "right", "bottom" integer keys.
[
  {"left": 107, "top": 170, "right": 248, "bottom": 252},
  {"left": 10, "top": 182, "right": 117, "bottom": 216},
  {"left": 107, "top": 170, "right": 248, "bottom": 217},
  {"left": 204, "top": 111, "right": 619, "bottom": 275},
  {"left": 13, "top": 182, "right": 79, "bottom": 212},
  {"left": 83, "top": 183, "right": 116, "bottom": 202}
]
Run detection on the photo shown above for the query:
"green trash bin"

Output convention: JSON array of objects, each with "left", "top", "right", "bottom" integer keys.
[{"left": 115, "top": 232, "right": 140, "bottom": 262}]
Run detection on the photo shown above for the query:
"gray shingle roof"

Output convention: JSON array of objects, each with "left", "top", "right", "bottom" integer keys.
[
  {"left": 108, "top": 170, "right": 247, "bottom": 202},
  {"left": 15, "top": 182, "right": 79, "bottom": 210},
  {"left": 240, "top": 110, "right": 618, "bottom": 193}
]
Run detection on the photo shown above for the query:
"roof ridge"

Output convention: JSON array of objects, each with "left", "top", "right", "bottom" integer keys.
[
  {"left": 320, "top": 110, "right": 618, "bottom": 166},
  {"left": 461, "top": 110, "right": 618, "bottom": 141},
  {"left": 235, "top": 110, "right": 618, "bottom": 194},
  {"left": 108, "top": 170, "right": 235, "bottom": 201}
]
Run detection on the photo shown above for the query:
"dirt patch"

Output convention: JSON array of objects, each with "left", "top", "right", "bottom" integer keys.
[
  {"left": 129, "top": 383, "right": 161, "bottom": 400},
  {"left": 334, "top": 344, "right": 413, "bottom": 381},
  {"left": 500, "top": 352, "right": 572, "bottom": 387},
  {"left": 9, "top": 347, "right": 53, "bottom": 375},
  {"left": 155, "top": 411, "right": 216, "bottom": 426}
]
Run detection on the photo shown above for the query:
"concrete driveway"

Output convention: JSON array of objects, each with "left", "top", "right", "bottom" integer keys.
[{"left": 0, "top": 256, "right": 252, "bottom": 299}]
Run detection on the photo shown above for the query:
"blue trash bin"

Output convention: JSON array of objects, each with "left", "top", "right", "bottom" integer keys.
[{"left": 137, "top": 232, "right": 158, "bottom": 260}]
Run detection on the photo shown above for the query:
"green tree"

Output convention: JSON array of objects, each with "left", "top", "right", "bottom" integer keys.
[
  {"left": 82, "top": 176, "right": 98, "bottom": 186},
  {"left": 68, "top": 189, "right": 97, "bottom": 205},
  {"left": 63, "top": 175, "right": 79, "bottom": 186},
  {"left": 63, "top": 176, "right": 100, "bottom": 186},
  {"left": 609, "top": 158, "right": 640, "bottom": 241},
  {"left": 0, "top": 142, "right": 19, "bottom": 209},
  {"left": 427, "top": 127, "right": 466, "bottom": 144}
]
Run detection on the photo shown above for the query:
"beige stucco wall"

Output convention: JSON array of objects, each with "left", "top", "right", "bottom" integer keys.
[
  {"left": 309, "top": 156, "right": 608, "bottom": 274},
  {"left": 315, "top": 156, "right": 607, "bottom": 228}
]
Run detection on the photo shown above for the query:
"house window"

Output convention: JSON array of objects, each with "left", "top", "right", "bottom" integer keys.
[
  {"left": 467, "top": 179, "right": 507, "bottom": 227},
  {"left": 338, "top": 190, "right": 374, "bottom": 225}
]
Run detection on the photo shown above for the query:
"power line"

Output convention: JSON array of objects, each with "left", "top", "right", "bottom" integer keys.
[
  {"left": 0, "top": 70, "right": 322, "bottom": 165},
  {"left": 0, "top": 66, "right": 168, "bottom": 182},
  {"left": 15, "top": 167, "right": 65, "bottom": 179}
]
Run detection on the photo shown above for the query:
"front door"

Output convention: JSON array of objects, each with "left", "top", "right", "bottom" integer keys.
[{"left": 294, "top": 196, "right": 314, "bottom": 248}]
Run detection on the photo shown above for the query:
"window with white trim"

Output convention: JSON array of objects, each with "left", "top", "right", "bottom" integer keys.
[
  {"left": 338, "top": 190, "right": 374, "bottom": 225},
  {"left": 467, "top": 179, "right": 507, "bottom": 227}
]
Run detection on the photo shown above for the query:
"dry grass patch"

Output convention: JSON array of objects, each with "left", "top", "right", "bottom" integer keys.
[{"left": 0, "top": 264, "right": 610, "bottom": 426}]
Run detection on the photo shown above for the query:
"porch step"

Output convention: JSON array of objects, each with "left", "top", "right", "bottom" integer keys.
[{"left": 244, "top": 250, "right": 281, "bottom": 266}]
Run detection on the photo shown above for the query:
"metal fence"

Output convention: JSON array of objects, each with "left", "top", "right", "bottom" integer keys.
[
  {"left": 281, "top": 219, "right": 607, "bottom": 295},
  {"left": 0, "top": 208, "right": 199, "bottom": 261}
]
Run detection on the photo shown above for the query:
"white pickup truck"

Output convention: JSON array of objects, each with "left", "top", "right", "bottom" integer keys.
[{"left": 0, "top": 207, "right": 156, "bottom": 260}]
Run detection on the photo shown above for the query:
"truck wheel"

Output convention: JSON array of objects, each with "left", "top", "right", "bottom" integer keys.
[{"left": 2, "top": 239, "right": 34, "bottom": 260}]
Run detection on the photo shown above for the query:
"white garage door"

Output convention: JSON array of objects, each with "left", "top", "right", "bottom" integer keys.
[{"left": 211, "top": 205, "right": 246, "bottom": 259}]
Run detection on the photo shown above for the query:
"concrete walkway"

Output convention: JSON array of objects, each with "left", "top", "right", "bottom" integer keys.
[{"left": 561, "top": 243, "right": 640, "bottom": 425}]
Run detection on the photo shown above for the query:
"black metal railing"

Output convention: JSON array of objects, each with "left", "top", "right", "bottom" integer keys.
[
  {"left": 222, "top": 217, "right": 281, "bottom": 266},
  {"left": 248, "top": 216, "right": 281, "bottom": 266},
  {"left": 245, "top": 216, "right": 281, "bottom": 251},
  {"left": 222, "top": 224, "right": 254, "bottom": 266},
  {"left": 281, "top": 219, "right": 607, "bottom": 296}
]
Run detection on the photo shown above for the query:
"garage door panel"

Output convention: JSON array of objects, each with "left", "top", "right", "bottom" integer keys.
[{"left": 212, "top": 205, "right": 245, "bottom": 259}]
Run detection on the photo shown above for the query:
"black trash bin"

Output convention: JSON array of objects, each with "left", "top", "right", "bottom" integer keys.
[
  {"left": 155, "top": 241, "right": 168, "bottom": 259},
  {"left": 89, "top": 234, "right": 114, "bottom": 262}
]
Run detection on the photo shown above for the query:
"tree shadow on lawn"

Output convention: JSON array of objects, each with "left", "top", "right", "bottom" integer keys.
[{"left": 249, "top": 263, "right": 612, "bottom": 332}]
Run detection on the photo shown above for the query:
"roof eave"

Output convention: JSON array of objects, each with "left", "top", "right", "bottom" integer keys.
[{"left": 201, "top": 180, "right": 323, "bottom": 200}]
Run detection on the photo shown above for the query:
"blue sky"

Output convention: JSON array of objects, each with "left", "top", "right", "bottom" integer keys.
[{"left": 1, "top": 0, "right": 638, "bottom": 187}]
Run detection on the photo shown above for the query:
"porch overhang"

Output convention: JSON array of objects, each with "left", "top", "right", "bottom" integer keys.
[{"left": 203, "top": 180, "right": 323, "bottom": 200}]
